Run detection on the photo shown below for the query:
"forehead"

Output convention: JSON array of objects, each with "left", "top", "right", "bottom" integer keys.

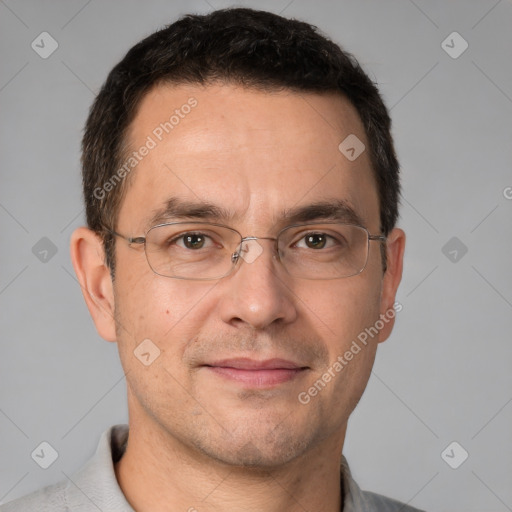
[{"left": 118, "top": 83, "right": 380, "bottom": 232}]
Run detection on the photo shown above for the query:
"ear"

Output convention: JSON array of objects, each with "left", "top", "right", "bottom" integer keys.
[
  {"left": 378, "top": 227, "right": 406, "bottom": 343},
  {"left": 70, "top": 227, "right": 117, "bottom": 342}
]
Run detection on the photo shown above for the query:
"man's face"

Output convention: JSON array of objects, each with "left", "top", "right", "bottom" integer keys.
[{"left": 110, "top": 83, "right": 401, "bottom": 466}]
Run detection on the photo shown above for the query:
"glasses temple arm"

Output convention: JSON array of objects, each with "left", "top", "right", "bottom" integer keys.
[{"left": 110, "top": 230, "right": 146, "bottom": 245}]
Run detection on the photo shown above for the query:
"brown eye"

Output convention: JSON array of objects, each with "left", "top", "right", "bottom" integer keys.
[
  {"left": 183, "top": 234, "right": 206, "bottom": 249},
  {"left": 304, "top": 234, "right": 327, "bottom": 249}
]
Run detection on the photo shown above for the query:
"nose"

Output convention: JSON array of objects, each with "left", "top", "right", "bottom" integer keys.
[{"left": 218, "top": 238, "right": 298, "bottom": 330}]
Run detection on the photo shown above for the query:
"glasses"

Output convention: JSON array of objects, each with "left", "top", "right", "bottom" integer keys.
[{"left": 111, "top": 222, "right": 386, "bottom": 281}]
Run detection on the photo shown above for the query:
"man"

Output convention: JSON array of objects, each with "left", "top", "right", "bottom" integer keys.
[{"left": 1, "top": 7, "right": 419, "bottom": 512}]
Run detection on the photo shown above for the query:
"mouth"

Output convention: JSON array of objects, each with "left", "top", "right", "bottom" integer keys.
[{"left": 202, "top": 358, "right": 309, "bottom": 388}]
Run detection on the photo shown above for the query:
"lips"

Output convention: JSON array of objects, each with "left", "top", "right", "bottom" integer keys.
[
  {"left": 207, "top": 358, "right": 305, "bottom": 370},
  {"left": 203, "top": 358, "right": 308, "bottom": 387}
]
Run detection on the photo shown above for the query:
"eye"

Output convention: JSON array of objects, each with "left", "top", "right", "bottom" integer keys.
[
  {"left": 172, "top": 232, "right": 214, "bottom": 250},
  {"left": 295, "top": 232, "right": 340, "bottom": 250}
]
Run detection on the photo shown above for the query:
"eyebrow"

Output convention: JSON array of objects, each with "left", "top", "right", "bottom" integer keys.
[
  {"left": 147, "top": 197, "right": 364, "bottom": 230},
  {"left": 283, "top": 200, "right": 364, "bottom": 226},
  {"left": 148, "top": 198, "right": 235, "bottom": 227}
]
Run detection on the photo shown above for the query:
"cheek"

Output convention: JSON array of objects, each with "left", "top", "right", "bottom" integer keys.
[
  {"left": 112, "top": 278, "right": 209, "bottom": 404},
  {"left": 296, "top": 276, "right": 381, "bottom": 349},
  {"left": 113, "top": 266, "right": 217, "bottom": 353}
]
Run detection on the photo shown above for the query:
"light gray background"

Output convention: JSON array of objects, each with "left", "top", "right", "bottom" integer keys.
[{"left": 1, "top": 0, "right": 511, "bottom": 510}]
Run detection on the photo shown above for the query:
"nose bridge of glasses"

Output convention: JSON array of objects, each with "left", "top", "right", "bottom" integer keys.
[
  {"left": 240, "top": 236, "right": 278, "bottom": 251},
  {"left": 231, "top": 235, "right": 279, "bottom": 264},
  {"left": 241, "top": 235, "right": 277, "bottom": 243}
]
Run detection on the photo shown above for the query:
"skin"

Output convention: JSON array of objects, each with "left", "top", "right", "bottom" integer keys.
[{"left": 71, "top": 83, "right": 405, "bottom": 512}]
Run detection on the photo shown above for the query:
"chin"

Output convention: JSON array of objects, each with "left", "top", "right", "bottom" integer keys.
[{"left": 193, "top": 419, "right": 319, "bottom": 469}]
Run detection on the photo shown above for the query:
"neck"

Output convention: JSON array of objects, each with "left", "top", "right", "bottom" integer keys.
[{"left": 115, "top": 414, "right": 346, "bottom": 512}]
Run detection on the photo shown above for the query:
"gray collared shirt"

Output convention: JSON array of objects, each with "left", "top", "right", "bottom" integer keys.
[{"left": 1, "top": 424, "right": 425, "bottom": 511}]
